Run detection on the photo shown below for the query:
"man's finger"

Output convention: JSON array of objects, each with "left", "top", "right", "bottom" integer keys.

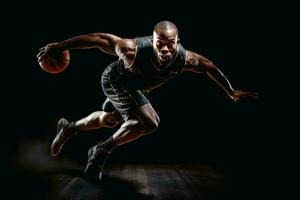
[
  {"left": 239, "top": 91, "right": 258, "bottom": 97},
  {"left": 39, "top": 46, "right": 46, "bottom": 51},
  {"left": 240, "top": 93, "right": 259, "bottom": 99},
  {"left": 36, "top": 51, "right": 43, "bottom": 57},
  {"left": 37, "top": 52, "right": 47, "bottom": 62},
  {"left": 36, "top": 51, "right": 45, "bottom": 58},
  {"left": 247, "top": 91, "right": 258, "bottom": 96},
  {"left": 37, "top": 55, "right": 44, "bottom": 62},
  {"left": 246, "top": 92, "right": 259, "bottom": 98}
]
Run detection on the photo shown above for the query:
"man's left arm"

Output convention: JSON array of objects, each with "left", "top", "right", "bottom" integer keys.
[{"left": 182, "top": 50, "right": 258, "bottom": 102}]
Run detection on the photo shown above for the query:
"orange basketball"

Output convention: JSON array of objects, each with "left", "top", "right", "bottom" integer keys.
[{"left": 39, "top": 50, "right": 70, "bottom": 74}]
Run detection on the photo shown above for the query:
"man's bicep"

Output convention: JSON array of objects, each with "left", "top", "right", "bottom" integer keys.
[
  {"left": 92, "top": 33, "right": 122, "bottom": 45},
  {"left": 86, "top": 33, "right": 122, "bottom": 55},
  {"left": 183, "top": 50, "right": 216, "bottom": 73}
]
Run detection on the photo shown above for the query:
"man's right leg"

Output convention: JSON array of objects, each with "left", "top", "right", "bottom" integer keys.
[{"left": 51, "top": 111, "right": 122, "bottom": 157}]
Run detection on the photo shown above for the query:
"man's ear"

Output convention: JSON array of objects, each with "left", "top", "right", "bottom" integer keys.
[
  {"left": 151, "top": 38, "right": 153, "bottom": 44},
  {"left": 177, "top": 37, "right": 181, "bottom": 43}
]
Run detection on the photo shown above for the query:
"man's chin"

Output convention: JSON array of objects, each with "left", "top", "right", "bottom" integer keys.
[{"left": 159, "top": 56, "right": 170, "bottom": 63}]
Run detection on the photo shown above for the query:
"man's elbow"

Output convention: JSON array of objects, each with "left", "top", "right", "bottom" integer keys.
[{"left": 205, "top": 62, "right": 219, "bottom": 73}]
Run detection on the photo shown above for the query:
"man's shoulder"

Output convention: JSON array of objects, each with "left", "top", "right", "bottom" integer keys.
[
  {"left": 135, "top": 35, "right": 152, "bottom": 40},
  {"left": 135, "top": 35, "right": 153, "bottom": 48},
  {"left": 116, "top": 38, "right": 136, "bottom": 51}
]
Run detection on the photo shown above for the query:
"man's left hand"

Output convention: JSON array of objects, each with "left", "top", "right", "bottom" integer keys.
[{"left": 230, "top": 90, "right": 258, "bottom": 102}]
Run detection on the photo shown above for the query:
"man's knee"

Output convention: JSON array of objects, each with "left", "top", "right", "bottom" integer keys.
[
  {"left": 143, "top": 116, "right": 160, "bottom": 134},
  {"left": 121, "top": 119, "right": 140, "bottom": 129},
  {"left": 100, "top": 112, "right": 121, "bottom": 128},
  {"left": 121, "top": 117, "right": 159, "bottom": 135}
]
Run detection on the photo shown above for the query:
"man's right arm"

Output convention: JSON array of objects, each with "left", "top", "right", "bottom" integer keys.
[
  {"left": 57, "top": 33, "right": 122, "bottom": 55},
  {"left": 37, "top": 33, "right": 122, "bottom": 61}
]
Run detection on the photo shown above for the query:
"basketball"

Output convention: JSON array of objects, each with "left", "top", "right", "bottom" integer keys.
[{"left": 39, "top": 50, "right": 70, "bottom": 74}]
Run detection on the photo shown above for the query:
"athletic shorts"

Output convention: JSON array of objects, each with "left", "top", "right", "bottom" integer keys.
[{"left": 101, "top": 61, "right": 149, "bottom": 121}]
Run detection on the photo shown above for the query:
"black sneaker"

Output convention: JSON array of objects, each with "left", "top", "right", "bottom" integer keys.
[
  {"left": 51, "top": 118, "right": 76, "bottom": 157},
  {"left": 84, "top": 142, "right": 111, "bottom": 181}
]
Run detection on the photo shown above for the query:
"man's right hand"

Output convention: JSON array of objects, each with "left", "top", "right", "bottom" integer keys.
[{"left": 37, "top": 43, "right": 63, "bottom": 62}]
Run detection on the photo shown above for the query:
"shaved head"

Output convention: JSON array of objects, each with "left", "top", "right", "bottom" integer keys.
[
  {"left": 152, "top": 21, "right": 179, "bottom": 65},
  {"left": 154, "top": 21, "right": 178, "bottom": 35}
]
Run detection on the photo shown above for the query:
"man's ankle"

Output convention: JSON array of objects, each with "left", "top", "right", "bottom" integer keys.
[
  {"left": 67, "top": 121, "right": 78, "bottom": 135},
  {"left": 98, "top": 137, "right": 116, "bottom": 152}
]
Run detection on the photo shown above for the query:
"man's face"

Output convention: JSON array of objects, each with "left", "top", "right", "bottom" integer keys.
[{"left": 153, "top": 30, "right": 178, "bottom": 64}]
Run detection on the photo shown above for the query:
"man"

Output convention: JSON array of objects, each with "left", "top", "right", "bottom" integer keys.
[{"left": 37, "top": 21, "right": 257, "bottom": 181}]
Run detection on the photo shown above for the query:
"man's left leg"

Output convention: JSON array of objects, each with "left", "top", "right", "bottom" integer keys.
[{"left": 84, "top": 103, "right": 160, "bottom": 180}]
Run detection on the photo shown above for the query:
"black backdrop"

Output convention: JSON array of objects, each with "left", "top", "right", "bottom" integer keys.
[{"left": 2, "top": 1, "right": 288, "bottom": 199}]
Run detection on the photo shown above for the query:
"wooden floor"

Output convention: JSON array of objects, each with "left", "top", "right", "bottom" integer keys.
[
  {"left": 44, "top": 164, "right": 224, "bottom": 200},
  {"left": 9, "top": 140, "right": 240, "bottom": 200}
]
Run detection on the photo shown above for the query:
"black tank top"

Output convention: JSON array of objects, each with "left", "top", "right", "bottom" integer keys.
[{"left": 119, "top": 35, "right": 186, "bottom": 92}]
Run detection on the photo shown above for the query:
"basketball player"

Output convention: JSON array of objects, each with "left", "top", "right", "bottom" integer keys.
[{"left": 37, "top": 21, "right": 258, "bottom": 181}]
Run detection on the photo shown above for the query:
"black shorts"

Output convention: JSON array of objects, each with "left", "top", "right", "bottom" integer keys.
[{"left": 101, "top": 61, "right": 149, "bottom": 121}]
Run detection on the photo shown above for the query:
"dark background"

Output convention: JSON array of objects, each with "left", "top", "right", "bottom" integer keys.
[{"left": 2, "top": 1, "right": 293, "bottom": 199}]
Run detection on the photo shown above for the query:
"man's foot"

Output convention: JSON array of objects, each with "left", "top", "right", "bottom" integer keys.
[
  {"left": 84, "top": 142, "right": 111, "bottom": 181},
  {"left": 51, "top": 118, "right": 76, "bottom": 157}
]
